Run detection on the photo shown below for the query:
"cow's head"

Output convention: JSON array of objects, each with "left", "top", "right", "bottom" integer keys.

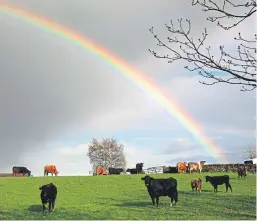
[
  {"left": 39, "top": 184, "right": 50, "bottom": 199},
  {"left": 200, "top": 161, "right": 206, "bottom": 166},
  {"left": 39, "top": 183, "right": 54, "bottom": 191},
  {"left": 141, "top": 175, "right": 153, "bottom": 186},
  {"left": 205, "top": 176, "right": 210, "bottom": 182},
  {"left": 39, "top": 184, "right": 47, "bottom": 191},
  {"left": 55, "top": 171, "right": 59, "bottom": 176}
]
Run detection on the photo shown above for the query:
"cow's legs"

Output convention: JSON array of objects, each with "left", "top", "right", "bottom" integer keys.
[
  {"left": 42, "top": 203, "right": 46, "bottom": 212},
  {"left": 174, "top": 189, "right": 178, "bottom": 204},
  {"left": 52, "top": 199, "right": 55, "bottom": 211},
  {"left": 48, "top": 201, "right": 52, "bottom": 212},
  {"left": 214, "top": 185, "right": 218, "bottom": 193},
  {"left": 226, "top": 183, "right": 232, "bottom": 192},
  {"left": 156, "top": 196, "right": 159, "bottom": 207},
  {"left": 151, "top": 196, "right": 155, "bottom": 206},
  {"left": 169, "top": 196, "right": 173, "bottom": 207}
]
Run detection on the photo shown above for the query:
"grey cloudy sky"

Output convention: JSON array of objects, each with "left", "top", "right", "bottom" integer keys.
[{"left": 0, "top": 0, "right": 256, "bottom": 175}]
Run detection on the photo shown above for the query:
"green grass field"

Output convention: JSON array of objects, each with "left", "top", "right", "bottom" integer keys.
[{"left": 0, "top": 172, "right": 256, "bottom": 220}]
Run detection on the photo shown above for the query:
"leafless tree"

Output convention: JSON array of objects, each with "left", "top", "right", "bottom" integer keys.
[
  {"left": 243, "top": 143, "right": 256, "bottom": 159},
  {"left": 149, "top": 0, "right": 256, "bottom": 92},
  {"left": 86, "top": 137, "right": 127, "bottom": 172}
]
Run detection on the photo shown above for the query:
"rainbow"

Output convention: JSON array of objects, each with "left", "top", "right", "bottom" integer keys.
[{"left": 0, "top": 5, "right": 228, "bottom": 163}]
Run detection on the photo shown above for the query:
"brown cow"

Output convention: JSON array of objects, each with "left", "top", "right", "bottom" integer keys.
[
  {"left": 96, "top": 166, "right": 109, "bottom": 175},
  {"left": 176, "top": 162, "right": 187, "bottom": 174},
  {"left": 188, "top": 161, "right": 206, "bottom": 174},
  {"left": 191, "top": 178, "right": 202, "bottom": 193},
  {"left": 44, "top": 165, "right": 59, "bottom": 176}
]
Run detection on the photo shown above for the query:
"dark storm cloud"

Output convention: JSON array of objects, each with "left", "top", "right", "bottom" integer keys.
[{"left": 3, "top": 0, "right": 214, "bottom": 62}]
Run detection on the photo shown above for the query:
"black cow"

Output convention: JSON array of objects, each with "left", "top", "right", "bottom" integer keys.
[
  {"left": 141, "top": 175, "right": 178, "bottom": 207},
  {"left": 12, "top": 166, "right": 31, "bottom": 176},
  {"left": 163, "top": 166, "right": 178, "bottom": 174},
  {"left": 126, "top": 168, "right": 137, "bottom": 174},
  {"left": 206, "top": 175, "right": 232, "bottom": 193},
  {"left": 237, "top": 166, "right": 247, "bottom": 179},
  {"left": 109, "top": 167, "right": 124, "bottom": 175},
  {"left": 136, "top": 163, "right": 144, "bottom": 174},
  {"left": 39, "top": 183, "right": 57, "bottom": 212}
]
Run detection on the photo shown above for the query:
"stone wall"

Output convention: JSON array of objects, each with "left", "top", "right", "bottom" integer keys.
[
  {"left": 202, "top": 164, "right": 256, "bottom": 173},
  {"left": 162, "top": 164, "right": 256, "bottom": 174}
]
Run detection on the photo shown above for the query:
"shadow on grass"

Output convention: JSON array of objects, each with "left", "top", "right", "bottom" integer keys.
[
  {"left": 200, "top": 189, "right": 213, "bottom": 192},
  {"left": 28, "top": 204, "right": 42, "bottom": 213},
  {"left": 26, "top": 206, "right": 96, "bottom": 219}
]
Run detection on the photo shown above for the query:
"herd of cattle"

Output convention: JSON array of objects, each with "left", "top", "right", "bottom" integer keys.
[
  {"left": 135, "top": 165, "right": 248, "bottom": 208},
  {"left": 38, "top": 166, "right": 246, "bottom": 212},
  {"left": 9, "top": 162, "right": 249, "bottom": 212},
  {"left": 94, "top": 161, "right": 205, "bottom": 176}
]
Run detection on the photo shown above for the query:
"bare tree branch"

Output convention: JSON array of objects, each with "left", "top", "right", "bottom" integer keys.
[
  {"left": 149, "top": 0, "right": 256, "bottom": 92},
  {"left": 192, "top": 0, "right": 257, "bottom": 30},
  {"left": 243, "top": 143, "right": 257, "bottom": 159}
]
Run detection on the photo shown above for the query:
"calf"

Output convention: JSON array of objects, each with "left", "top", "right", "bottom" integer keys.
[
  {"left": 237, "top": 166, "right": 247, "bottom": 179},
  {"left": 39, "top": 183, "right": 57, "bottom": 212},
  {"left": 206, "top": 175, "right": 232, "bottom": 193},
  {"left": 141, "top": 175, "right": 178, "bottom": 207},
  {"left": 191, "top": 178, "right": 202, "bottom": 193}
]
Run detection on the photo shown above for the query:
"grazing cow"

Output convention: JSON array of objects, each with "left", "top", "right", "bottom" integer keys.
[
  {"left": 187, "top": 161, "right": 206, "bottom": 174},
  {"left": 191, "top": 178, "right": 202, "bottom": 193},
  {"left": 39, "top": 183, "right": 57, "bottom": 212},
  {"left": 141, "top": 175, "right": 178, "bottom": 207},
  {"left": 44, "top": 165, "right": 59, "bottom": 176},
  {"left": 136, "top": 163, "right": 144, "bottom": 174},
  {"left": 96, "top": 166, "right": 109, "bottom": 175},
  {"left": 237, "top": 166, "right": 247, "bottom": 179},
  {"left": 176, "top": 162, "right": 187, "bottom": 174},
  {"left": 109, "top": 167, "right": 124, "bottom": 175},
  {"left": 12, "top": 166, "right": 31, "bottom": 177},
  {"left": 206, "top": 175, "right": 232, "bottom": 193},
  {"left": 126, "top": 168, "right": 137, "bottom": 174}
]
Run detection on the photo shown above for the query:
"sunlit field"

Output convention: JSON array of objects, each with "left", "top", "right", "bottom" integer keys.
[{"left": 0, "top": 172, "right": 255, "bottom": 220}]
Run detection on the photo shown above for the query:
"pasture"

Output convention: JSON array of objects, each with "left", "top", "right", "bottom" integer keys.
[{"left": 0, "top": 172, "right": 256, "bottom": 220}]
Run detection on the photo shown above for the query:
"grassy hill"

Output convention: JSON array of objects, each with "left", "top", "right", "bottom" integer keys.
[{"left": 0, "top": 172, "right": 256, "bottom": 220}]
